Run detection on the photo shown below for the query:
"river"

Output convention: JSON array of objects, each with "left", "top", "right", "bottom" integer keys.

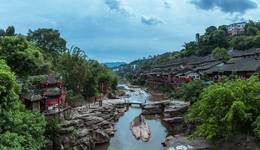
[{"left": 94, "top": 85, "right": 170, "bottom": 150}]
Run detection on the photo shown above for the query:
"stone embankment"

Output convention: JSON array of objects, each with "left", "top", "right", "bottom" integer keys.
[
  {"left": 140, "top": 100, "right": 212, "bottom": 149},
  {"left": 141, "top": 100, "right": 189, "bottom": 135},
  {"left": 53, "top": 100, "right": 128, "bottom": 150}
]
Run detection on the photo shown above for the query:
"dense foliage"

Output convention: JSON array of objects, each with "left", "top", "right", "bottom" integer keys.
[
  {"left": 125, "top": 73, "right": 146, "bottom": 85},
  {"left": 168, "top": 80, "right": 207, "bottom": 104},
  {"left": 0, "top": 35, "right": 50, "bottom": 78},
  {"left": 252, "top": 115, "right": 260, "bottom": 140},
  {"left": 0, "top": 59, "right": 46, "bottom": 149},
  {"left": 27, "top": 28, "right": 67, "bottom": 65},
  {"left": 56, "top": 46, "right": 118, "bottom": 98},
  {"left": 212, "top": 47, "right": 230, "bottom": 61},
  {"left": 187, "top": 76, "right": 260, "bottom": 141}
]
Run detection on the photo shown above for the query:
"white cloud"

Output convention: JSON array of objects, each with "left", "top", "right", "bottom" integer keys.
[
  {"left": 1, "top": 0, "right": 260, "bottom": 63},
  {"left": 141, "top": 15, "right": 164, "bottom": 25},
  {"left": 164, "top": 0, "right": 173, "bottom": 9},
  {"left": 105, "top": 0, "right": 135, "bottom": 17}
]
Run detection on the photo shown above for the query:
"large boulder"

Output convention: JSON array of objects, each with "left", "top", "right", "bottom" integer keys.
[
  {"left": 130, "top": 115, "right": 151, "bottom": 142},
  {"left": 163, "top": 105, "right": 189, "bottom": 118},
  {"left": 94, "top": 129, "right": 111, "bottom": 144},
  {"left": 141, "top": 102, "right": 165, "bottom": 115}
]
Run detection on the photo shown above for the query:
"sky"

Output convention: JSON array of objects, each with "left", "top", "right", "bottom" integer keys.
[{"left": 1, "top": 0, "right": 260, "bottom": 63}]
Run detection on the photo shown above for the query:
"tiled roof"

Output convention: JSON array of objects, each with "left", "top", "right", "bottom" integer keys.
[
  {"left": 228, "top": 48, "right": 260, "bottom": 57},
  {"left": 206, "top": 59, "right": 260, "bottom": 74},
  {"left": 42, "top": 74, "right": 58, "bottom": 84},
  {"left": 147, "top": 72, "right": 161, "bottom": 75},
  {"left": 46, "top": 87, "right": 61, "bottom": 96},
  {"left": 22, "top": 93, "right": 42, "bottom": 101},
  {"left": 157, "top": 55, "right": 216, "bottom": 68},
  {"left": 194, "top": 61, "right": 222, "bottom": 71},
  {"left": 228, "top": 50, "right": 244, "bottom": 57}
]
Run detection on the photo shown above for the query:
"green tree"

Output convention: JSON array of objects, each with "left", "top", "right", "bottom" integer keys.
[
  {"left": 57, "top": 46, "right": 89, "bottom": 95},
  {"left": 0, "top": 35, "right": 50, "bottom": 78},
  {"left": 85, "top": 60, "right": 118, "bottom": 98},
  {"left": 205, "top": 26, "right": 217, "bottom": 36},
  {"left": 230, "top": 36, "right": 247, "bottom": 50},
  {"left": 208, "top": 29, "right": 228, "bottom": 49},
  {"left": 245, "top": 20, "right": 260, "bottom": 36},
  {"left": 168, "top": 80, "right": 207, "bottom": 104},
  {"left": 182, "top": 41, "right": 198, "bottom": 57},
  {"left": 27, "top": 28, "right": 67, "bottom": 66},
  {"left": 0, "top": 28, "right": 5, "bottom": 36},
  {"left": 212, "top": 47, "right": 230, "bottom": 61},
  {"left": 187, "top": 76, "right": 260, "bottom": 141},
  {"left": 5, "top": 26, "right": 15, "bottom": 36},
  {"left": 195, "top": 33, "right": 200, "bottom": 42},
  {"left": 0, "top": 59, "right": 46, "bottom": 149},
  {"left": 230, "top": 36, "right": 257, "bottom": 50},
  {"left": 252, "top": 115, "right": 260, "bottom": 140},
  {"left": 27, "top": 28, "right": 66, "bottom": 55},
  {"left": 57, "top": 46, "right": 118, "bottom": 99}
]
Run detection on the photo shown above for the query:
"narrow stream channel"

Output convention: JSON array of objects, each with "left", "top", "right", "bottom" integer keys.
[{"left": 94, "top": 85, "right": 170, "bottom": 150}]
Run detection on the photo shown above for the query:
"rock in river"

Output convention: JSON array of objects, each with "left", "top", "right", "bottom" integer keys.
[{"left": 130, "top": 115, "right": 151, "bottom": 142}]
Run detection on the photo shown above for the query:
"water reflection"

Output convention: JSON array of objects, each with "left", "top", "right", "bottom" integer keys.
[{"left": 94, "top": 85, "right": 170, "bottom": 150}]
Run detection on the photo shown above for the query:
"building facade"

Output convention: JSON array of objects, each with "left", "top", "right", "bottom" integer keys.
[{"left": 227, "top": 22, "right": 246, "bottom": 36}]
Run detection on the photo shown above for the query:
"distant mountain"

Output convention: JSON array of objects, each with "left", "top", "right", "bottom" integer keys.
[{"left": 102, "top": 62, "right": 126, "bottom": 68}]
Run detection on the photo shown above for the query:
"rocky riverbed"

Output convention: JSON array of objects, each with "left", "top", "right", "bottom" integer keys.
[
  {"left": 51, "top": 85, "right": 260, "bottom": 150},
  {"left": 52, "top": 100, "right": 129, "bottom": 150}
]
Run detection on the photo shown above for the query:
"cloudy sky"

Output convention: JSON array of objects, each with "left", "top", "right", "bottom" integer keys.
[{"left": 1, "top": 0, "right": 259, "bottom": 63}]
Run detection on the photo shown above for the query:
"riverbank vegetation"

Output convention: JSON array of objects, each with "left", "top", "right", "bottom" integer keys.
[{"left": 170, "top": 75, "right": 260, "bottom": 142}]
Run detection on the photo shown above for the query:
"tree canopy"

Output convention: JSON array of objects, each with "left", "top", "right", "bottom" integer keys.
[
  {"left": 0, "top": 35, "right": 50, "bottom": 78},
  {"left": 187, "top": 76, "right": 260, "bottom": 141},
  {"left": 168, "top": 80, "right": 207, "bottom": 104},
  {"left": 56, "top": 46, "right": 118, "bottom": 98},
  {"left": 212, "top": 47, "right": 230, "bottom": 61},
  {"left": 27, "top": 28, "right": 67, "bottom": 66},
  {"left": 0, "top": 59, "right": 46, "bottom": 149}
]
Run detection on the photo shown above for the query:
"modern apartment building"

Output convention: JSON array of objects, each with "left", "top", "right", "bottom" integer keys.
[{"left": 227, "top": 22, "right": 246, "bottom": 36}]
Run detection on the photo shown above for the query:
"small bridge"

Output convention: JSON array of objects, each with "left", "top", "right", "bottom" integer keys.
[{"left": 123, "top": 100, "right": 145, "bottom": 107}]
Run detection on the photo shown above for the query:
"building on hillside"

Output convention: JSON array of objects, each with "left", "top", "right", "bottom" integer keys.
[
  {"left": 192, "top": 61, "right": 223, "bottom": 75},
  {"left": 144, "top": 49, "right": 260, "bottom": 86},
  {"left": 22, "top": 92, "right": 43, "bottom": 112},
  {"left": 21, "top": 74, "right": 67, "bottom": 113},
  {"left": 227, "top": 22, "right": 246, "bottom": 36},
  {"left": 206, "top": 58, "right": 260, "bottom": 79}
]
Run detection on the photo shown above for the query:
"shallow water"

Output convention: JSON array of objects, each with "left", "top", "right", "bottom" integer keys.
[{"left": 94, "top": 85, "right": 170, "bottom": 150}]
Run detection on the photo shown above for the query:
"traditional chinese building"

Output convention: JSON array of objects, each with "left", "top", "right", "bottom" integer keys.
[{"left": 21, "top": 74, "right": 67, "bottom": 113}]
